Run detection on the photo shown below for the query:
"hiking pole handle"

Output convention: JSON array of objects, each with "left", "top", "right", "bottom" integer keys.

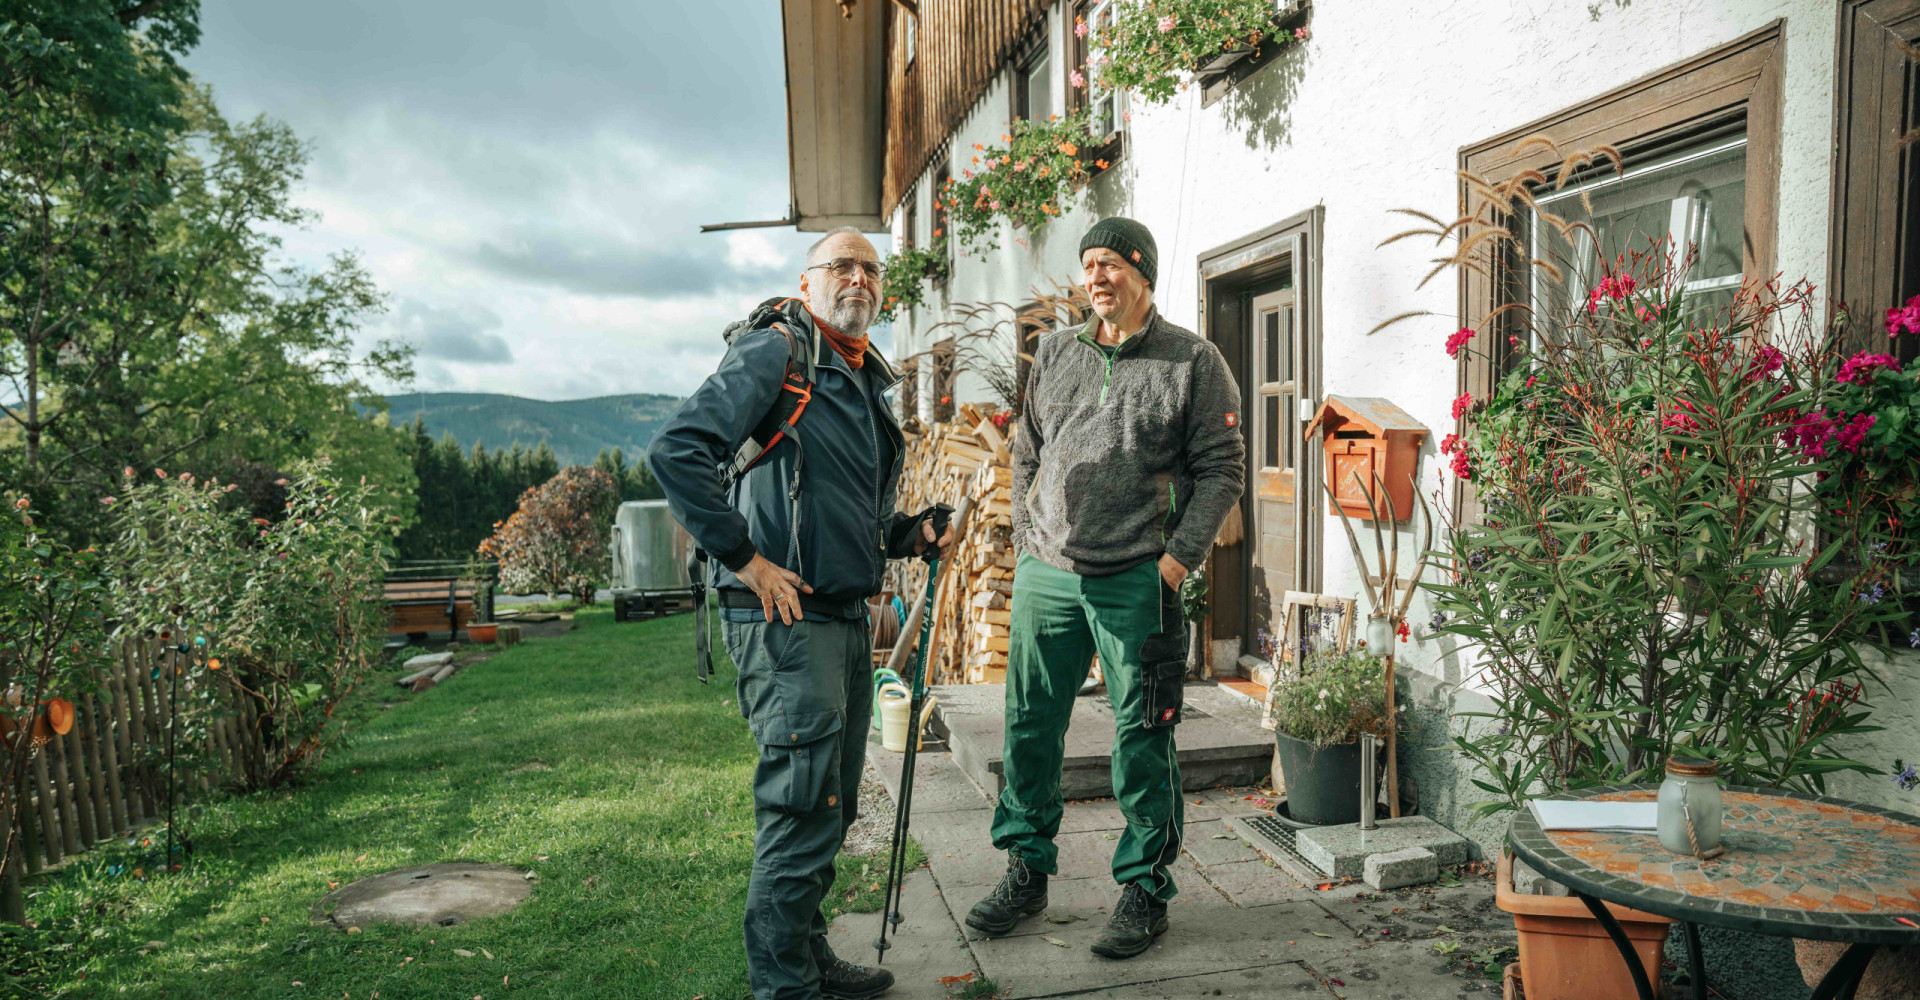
[{"left": 920, "top": 503, "right": 954, "bottom": 565}]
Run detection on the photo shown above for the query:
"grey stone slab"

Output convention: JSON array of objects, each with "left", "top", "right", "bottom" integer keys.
[
  {"left": 974, "top": 898, "right": 1338, "bottom": 999},
  {"left": 825, "top": 868, "right": 977, "bottom": 993},
  {"left": 933, "top": 683, "right": 1277, "bottom": 801},
  {"left": 1057, "top": 798, "right": 1129, "bottom": 833},
  {"left": 1196, "top": 859, "right": 1318, "bottom": 909},
  {"left": 402, "top": 651, "right": 452, "bottom": 670},
  {"left": 960, "top": 876, "right": 1122, "bottom": 941},
  {"left": 1183, "top": 820, "right": 1263, "bottom": 866},
  {"left": 867, "top": 739, "right": 994, "bottom": 815},
  {"left": 1055, "top": 962, "right": 1332, "bottom": 998},
  {"left": 1363, "top": 848, "right": 1437, "bottom": 891},
  {"left": 1294, "top": 938, "right": 1504, "bottom": 1000},
  {"left": 1295, "top": 818, "right": 1469, "bottom": 879},
  {"left": 313, "top": 863, "right": 530, "bottom": 929},
  {"left": 913, "top": 810, "right": 1003, "bottom": 888}
]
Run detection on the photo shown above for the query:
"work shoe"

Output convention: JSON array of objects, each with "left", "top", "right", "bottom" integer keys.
[
  {"left": 819, "top": 949, "right": 894, "bottom": 1000},
  {"left": 964, "top": 852, "right": 1048, "bottom": 936},
  {"left": 1090, "top": 882, "right": 1168, "bottom": 959}
]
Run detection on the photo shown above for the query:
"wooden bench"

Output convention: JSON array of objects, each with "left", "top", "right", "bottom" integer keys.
[{"left": 384, "top": 579, "right": 480, "bottom": 638}]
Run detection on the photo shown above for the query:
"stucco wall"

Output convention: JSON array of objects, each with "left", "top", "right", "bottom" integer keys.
[{"left": 889, "top": 0, "right": 1920, "bottom": 843}]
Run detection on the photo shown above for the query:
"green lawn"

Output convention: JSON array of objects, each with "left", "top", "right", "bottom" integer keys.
[{"left": 5, "top": 606, "right": 916, "bottom": 999}]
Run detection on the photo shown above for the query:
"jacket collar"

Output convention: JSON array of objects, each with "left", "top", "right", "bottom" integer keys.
[{"left": 1077, "top": 306, "right": 1160, "bottom": 357}]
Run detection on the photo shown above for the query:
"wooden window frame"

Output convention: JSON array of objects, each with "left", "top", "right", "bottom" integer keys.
[
  {"left": 1831, "top": 0, "right": 1920, "bottom": 361},
  {"left": 1009, "top": 30, "right": 1053, "bottom": 126},
  {"left": 1453, "top": 20, "right": 1784, "bottom": 521},
  {"left": 1069, "top": 0, "right": 1124, "bottom": 173},
  {"left": 932, "top": 160, "right": 952, "bottom": 287}
]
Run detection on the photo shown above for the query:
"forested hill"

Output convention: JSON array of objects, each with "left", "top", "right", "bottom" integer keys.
[{"left": 374, "top": 393, "right": 683, "bottom": 466}]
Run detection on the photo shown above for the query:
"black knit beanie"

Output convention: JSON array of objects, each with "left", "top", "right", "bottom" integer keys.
[{"left": 1079, "top": 216, "right": 1158, "bottom": 288}]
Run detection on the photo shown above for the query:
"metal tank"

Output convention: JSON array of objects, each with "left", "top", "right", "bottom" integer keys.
[{"left": 610, "top": 500, "right": 696, "bottom": 620}]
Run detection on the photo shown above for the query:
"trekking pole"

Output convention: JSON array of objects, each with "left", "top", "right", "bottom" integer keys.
[{"left": 875, "top": 497, "right": 967, "bottom": 964}]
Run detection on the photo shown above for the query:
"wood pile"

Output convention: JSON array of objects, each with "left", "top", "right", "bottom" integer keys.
[{"left": 887, "top": 404, "right": 1019, "bottom": 685}]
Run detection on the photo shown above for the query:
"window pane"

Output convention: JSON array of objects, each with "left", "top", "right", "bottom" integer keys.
[
  {"left": 1279, "top": 305, "right": 1294, "bottom": 382},
  {"left": 1533, "top": 137, "right": 1746, "bottom": 323},
  {"left": 1280, "top": 393, "right": 1294, "bottom": 470},
  {"left": 1263, "top": 395, "right": 1280, "bottom": 468},
  {"left": 1262, "top": 310, "right": 1279, "bottom": 384},
  {"left": 1024, "top": 53, "right": 1052, "bottom": 122}
]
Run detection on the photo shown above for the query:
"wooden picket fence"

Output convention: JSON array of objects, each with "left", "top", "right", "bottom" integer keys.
[{"left": 1, "top": 638, "right": 269, "bottom": 923}]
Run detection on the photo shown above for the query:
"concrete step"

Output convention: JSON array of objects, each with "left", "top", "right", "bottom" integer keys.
[{"left": 929, "top": 682, "right": 1276, "bottom": 800}]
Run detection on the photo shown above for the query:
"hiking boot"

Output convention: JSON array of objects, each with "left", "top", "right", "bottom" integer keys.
[
  {"left": 964, "top": 852, "right": 1048, "bottom": 936},
  {"left": 1090, "top": 882, "right": 1168, "bottom": 959},
  {"left": 819, "top": 950, "right": 894, "bottom": 1000}
]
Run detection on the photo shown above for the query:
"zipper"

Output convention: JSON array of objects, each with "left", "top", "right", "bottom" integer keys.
[
  {"left": 860, "top": 369, "right": 886, "bottom": 594},
  {"left": 1099, "top": 347, "right": 1117, "bottom": 405}
]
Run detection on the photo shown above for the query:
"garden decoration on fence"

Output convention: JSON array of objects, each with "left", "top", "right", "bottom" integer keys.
[
  {"left": 1318, "top": 469, "right": 1433, "bottom": 819},
  {"left": 1378, "top": 138, "right": 1914, "bottom": 819},
  {"left": 1087, "top": 0, "right": 1310, "bottom": 105}
]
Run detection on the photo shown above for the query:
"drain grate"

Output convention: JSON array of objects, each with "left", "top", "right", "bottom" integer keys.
[{"left": 1240, "top": 813, "right": 1324, "bottom": 881}]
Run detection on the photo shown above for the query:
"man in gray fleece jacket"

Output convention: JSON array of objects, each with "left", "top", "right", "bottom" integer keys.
[{"left": 965, "top": 217, "right": 1246, "bottom": 959}]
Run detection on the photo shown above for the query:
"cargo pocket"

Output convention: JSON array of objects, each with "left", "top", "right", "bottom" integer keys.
[
  {"left": 749, "top": 709, "right": 843, "bottom": 814},
  {"left": 1140, "top": 581, "right": 1186, "bottom": 729}
]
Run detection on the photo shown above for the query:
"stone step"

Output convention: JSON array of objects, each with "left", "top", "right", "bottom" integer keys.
[{"left": 928, "top": 682, "right": 1276, "bottom": 801}]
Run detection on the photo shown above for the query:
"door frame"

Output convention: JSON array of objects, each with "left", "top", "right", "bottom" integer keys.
[{"left": 1195, "top": 206, "right": 1325, "bottom": 660}]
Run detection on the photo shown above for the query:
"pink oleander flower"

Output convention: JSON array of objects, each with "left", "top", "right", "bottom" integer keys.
[
  {"left": 1444, "top": 326, "right": 1475, "bottom": 358},
  {"left": 1451, "top": 392, "right": 1474, "bottom": 420},
  {"left": 1440, "top": 433, "right": 1463, "bottom": 456},
  {"left": 1524, "top": 375, "right": 1538, "bottom": 388},
  {"left": 1449, "top": 449, "right": 1472, "bottom": 481},
  {"left": 1157, "top": 14, "right": 1176, "bottom": 32},
  {"left": 1586, "top": 274, "right": 1637, "bottom": 314},
  {"left": 1070, "top": 70, "right": 1085, "bottom": 88},
  {"left": 1833, "top": 413, "right": 1875, "bottom": 453},
  {"left": 1836, "top": 351, "right": 1902, "bottom": 385},
  {"left": 1661, "top": 410, "right": 1700, "bottom": 433},
  {"left": 1750, "top": 345, "right": 1785, "bottom": 377}
]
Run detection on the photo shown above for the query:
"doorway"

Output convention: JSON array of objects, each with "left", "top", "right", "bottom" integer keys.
[{"left": 1197, "top": 209, "right": 1323, "bottom": 679}]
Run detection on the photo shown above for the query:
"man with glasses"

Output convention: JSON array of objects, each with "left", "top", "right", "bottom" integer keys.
[
  {"left": 650, "top": 227, "right": 952, "bottom": 1000},
  {"left": 965, "top": 216, "right": 1245, "bottom": 959}
]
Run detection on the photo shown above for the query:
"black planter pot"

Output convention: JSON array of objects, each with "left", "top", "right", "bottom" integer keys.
[{"left": 1273, "top": 730, "right": 1362, "bottom": 826}]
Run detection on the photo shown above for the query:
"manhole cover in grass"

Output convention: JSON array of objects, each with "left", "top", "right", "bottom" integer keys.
[{"left": 313, "top": 863, "right": 534, "bottom": 929}]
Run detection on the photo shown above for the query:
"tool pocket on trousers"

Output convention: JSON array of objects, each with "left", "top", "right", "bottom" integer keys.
[
  {"left": 750, "top": 709, "right": 842, "bottom": 814},
  {"left": 1140, "top": 629, "right": 1186, "bottom": 729}
]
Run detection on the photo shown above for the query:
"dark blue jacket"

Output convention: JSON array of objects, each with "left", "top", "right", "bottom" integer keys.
[{"left": 647, "top": 304, "right": 920, "bottom": 618}]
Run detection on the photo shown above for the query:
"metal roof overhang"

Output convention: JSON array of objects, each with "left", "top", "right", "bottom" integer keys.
[{"left": 780, "top": 0, "right": 888, "bottom": 233}]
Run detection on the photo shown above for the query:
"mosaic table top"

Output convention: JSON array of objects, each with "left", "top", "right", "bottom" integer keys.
[{"left": 1509, "top": 784, "right": 1920, "bottom": 945}]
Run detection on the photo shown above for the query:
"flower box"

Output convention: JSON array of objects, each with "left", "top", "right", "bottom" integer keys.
[{"left": 1196, "top": 42, "right": 1255, "bottom": 74}]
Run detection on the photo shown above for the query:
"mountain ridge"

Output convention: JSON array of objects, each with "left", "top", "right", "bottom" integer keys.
[{"left": 373, "top": 391, "right": 683, "bottom": 466}]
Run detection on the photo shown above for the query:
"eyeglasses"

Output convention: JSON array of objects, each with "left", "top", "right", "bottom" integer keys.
[{"left": 807, "top": 258, "right": 887, "bottom": 281}]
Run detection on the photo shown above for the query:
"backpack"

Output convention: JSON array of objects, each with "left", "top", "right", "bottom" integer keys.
[{"left": 690, "top": 296, "right": 821, "bottom": 684}]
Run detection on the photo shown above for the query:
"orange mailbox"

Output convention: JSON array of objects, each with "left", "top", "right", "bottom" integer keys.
[{"left": 1304, "top": 395, "right": 1428, "bottom": 522}]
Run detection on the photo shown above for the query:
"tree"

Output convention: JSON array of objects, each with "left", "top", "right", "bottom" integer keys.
[
  {"left": 593, "top": 446, "right": 664, "bottom": 502},
  {"left": 478, "top": 467, "right": 618, "bottom": 600}
]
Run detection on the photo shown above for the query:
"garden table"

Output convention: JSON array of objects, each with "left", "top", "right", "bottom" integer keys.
[{"left": 1508, "top": 784, "right": 1920, "bottom": 1000}]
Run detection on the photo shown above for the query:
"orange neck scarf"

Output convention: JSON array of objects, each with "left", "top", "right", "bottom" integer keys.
[{"left": 809, "top": 309, "right": 868, "bottom": 370}]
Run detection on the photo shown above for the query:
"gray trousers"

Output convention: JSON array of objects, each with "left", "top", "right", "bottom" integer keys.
[{"left": 723, "top": 615, "right": 873, "bottom": 1000}]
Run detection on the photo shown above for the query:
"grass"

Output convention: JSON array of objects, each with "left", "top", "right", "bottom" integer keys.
[{"left": 5, "top": 605, "right": 920, "bottom": 999}]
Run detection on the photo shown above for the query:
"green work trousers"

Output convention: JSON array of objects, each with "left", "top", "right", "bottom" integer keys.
[
  {"left": 723, "top": 615, "right": 873, "bottom": 1000},
  {"left": 990, "top": 554, "right": 1185, "bottom": 900}
]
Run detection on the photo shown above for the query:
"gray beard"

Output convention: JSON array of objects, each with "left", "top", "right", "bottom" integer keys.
[{"left": 827, "top": 296, "right": 874, "bottom": 337}]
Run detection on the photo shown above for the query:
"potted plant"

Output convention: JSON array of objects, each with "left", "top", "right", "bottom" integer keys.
[
  {"left": 875, "top": 239, "right": 949, "bottom": 325},
  {"left": 941, "top": 112, "right": 1095, "bottom": 256},
  {"left": 1264, "top": 644, "right": 1389, "bottom": 825},
  {"left": 1088, "top": 0, "right": 1310, "bottom": 104},
  {"left": 1393, "top": 147, "right": 1912, "bottom": 998}
]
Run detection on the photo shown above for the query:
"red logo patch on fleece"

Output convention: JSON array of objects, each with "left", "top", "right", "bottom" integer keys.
[{"left": 1224, "top": 412, "right": 1238, "bottom": 427}]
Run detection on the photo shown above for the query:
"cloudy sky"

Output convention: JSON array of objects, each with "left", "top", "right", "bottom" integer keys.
[{"left": 183, "top": 1, "right": 883, "bottom": 402}]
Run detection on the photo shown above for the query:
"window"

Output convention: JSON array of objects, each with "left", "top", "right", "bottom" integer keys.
[
  {"left": 1013, "top": 39, "right": 1052, "bottom": 123},
  {"left": 1527, "top": 133, "right": 1748, "bottom": 330},
  {"left": 904, "top": 9, "right": 916, "bottom": 68},
  {"left": 1832, "top": 0, "right": 1920, "bottom": 362},
  {"left": 1073, "top": 0, "right": 1121, "bottom": 143},
  {"left": 1456, "top": 22, "right": 1783, "bottom": 520},
  {"left": 903, "top": 186, "right": 918, "bottom": 252},
  {"left": 932, "top": 161, "right": 952, "bottom": 285}
]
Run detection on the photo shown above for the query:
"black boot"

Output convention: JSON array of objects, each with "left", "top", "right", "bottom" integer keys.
[
  {"left": 1090, "top": 882, "right": 1168, "bottom": 959},
  {"left": 964, "top": 852, "right": 1049, "bottom": 936},
  {"left": 818, "top": 946, "right": 894, "bottom": 1000}
]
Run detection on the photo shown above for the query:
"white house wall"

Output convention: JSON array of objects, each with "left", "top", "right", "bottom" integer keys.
[{"left": 889, "top": 1, "right": 1918, "bottom": 833}]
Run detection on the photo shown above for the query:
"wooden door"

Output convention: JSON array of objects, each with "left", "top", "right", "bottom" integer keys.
[{"left": 1248, "top": 287, "right": 1305, "bottom": 653}]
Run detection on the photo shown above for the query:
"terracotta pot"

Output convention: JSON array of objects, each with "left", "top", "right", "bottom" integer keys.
[
  {"left": 467, "top": 623, "right": 498, "bottom": 644},
  {"left": 1496, "top": 852, "right": 1673, "bottom": 1000},
  {"left": 1794, "top": 938, "right": 1920, "bottom": 999}
]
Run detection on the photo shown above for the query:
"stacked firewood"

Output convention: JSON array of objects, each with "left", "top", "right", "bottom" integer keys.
[{"left": 888, "top": 405, "right": 1018, "bottom": 685}]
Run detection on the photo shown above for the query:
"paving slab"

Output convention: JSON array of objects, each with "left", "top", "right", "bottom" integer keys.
[
  {"left": 1294, "top": 938, "right": 1504, "bottom": 1000},
  {"left": 1057, "top": 798, "right": 1130, "bottom": 833},
  {"left": 311, "top": 863, "right": 531, "bottom": 929},
  {"left": 1183, "top": 819, "right": 1264, "bottom": 866},
  {"left": 1197, "top": 859, "right": 1319, "bottom": 909},
  {"left": 973, "top": 898, "right": 1338, "bottom": 999},
  {"left": 1058, "top": 962, "right": 1334, "bottom": 998},
  {"left": 1363, "top": 847, "right": 1437, "bottom": 891},
  {"left": 933, "top": 683, "right": 1276, "bottom": 800},
  {"left": 1294, "top": 817, "right": 1469, "bottom": 879},
  {"left": 867, "top": 738, "right": 995, "bottom": 815},
  {"left": 825, "top": 868, "right": 978, "bottom": 992}
]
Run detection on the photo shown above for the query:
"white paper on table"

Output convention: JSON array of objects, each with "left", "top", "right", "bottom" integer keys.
[{"left": 1529, "top": 799, "right": 1659, "bottom": 832}]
